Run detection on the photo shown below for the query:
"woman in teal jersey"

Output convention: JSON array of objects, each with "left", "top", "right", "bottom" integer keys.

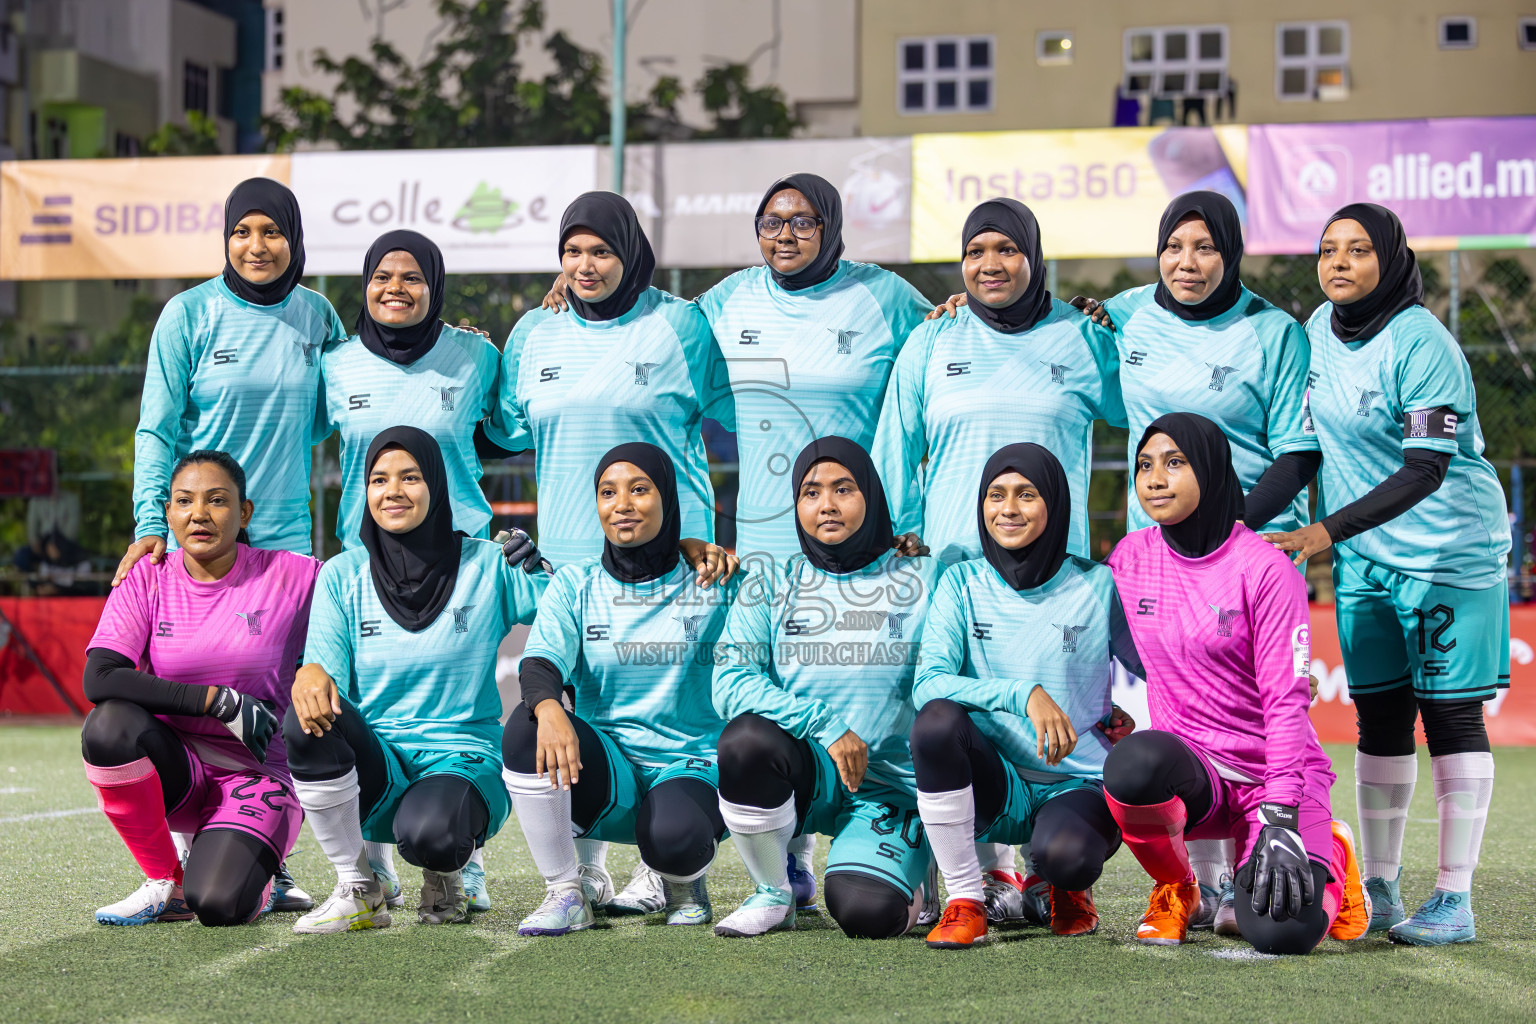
[
  {"left": 502, "top": 443, "right": 734, "bottom": 936},
  {"left": 118, "top": 178, "right": 347, "bottom": 580},
  {"left": 1265, "top": 204, "right": 1510, "bottom": 947}
]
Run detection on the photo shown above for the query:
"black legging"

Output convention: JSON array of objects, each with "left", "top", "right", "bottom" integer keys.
[
  {"left": 1104, "top": 729, "right": 1331, "bottom": 956},
  {"left": 909, "top": 699, "right": 1120, "bottom": 891},
  {"left": 717, "top": 712, "right": 920, "bottom": 940},
  {"left": 501, "top": 706, "right": 725, "bottom": 880},
  {"left": 282, "top": 699, "right": 488, "bottom": 873},
  {"left": 1353, "top": 687, "right": 1490, "bottom": 757},
  {"left": 82, "top": 699, "right": 278, "bottom": 927}
]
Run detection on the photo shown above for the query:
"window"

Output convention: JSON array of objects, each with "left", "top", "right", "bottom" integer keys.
[
  {"left": 1037, "top": 31, "right": 1073, "bottom": 65},
  {"left": 1122, "top": 25, "right": 1228, "bottom": 97},
  {"left": 897, "top": 35, "right": 994, "bottom": 114},
  {"left": 1276, "top": 21, "right": 1349, "bottom": 100},
  {"left": 1438, "top": 17, "right": 1476, "bottom": 49},
  {"left": 44, "top": 117, "right": 68, "bottom": 159},
  {"left": 265, "top": 7, "right": 284, "bottom": 71},
  {"left": 183, "top": 60, "right": 210, "bottom": 114},
  {"left": 1520, "top": 18, "right": 1536, "bottom": 50}
]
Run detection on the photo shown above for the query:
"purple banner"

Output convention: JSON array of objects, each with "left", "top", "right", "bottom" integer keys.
[{"left": 1246, "top": 117, "right": 1536, "bottom": 254}]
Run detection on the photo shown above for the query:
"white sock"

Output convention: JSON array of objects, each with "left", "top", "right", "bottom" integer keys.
[
  {"left": 1188, "top": 839, "right": 1232, "bottom": 890},
  {"left": 977, "top": 841, "right": 1016, "bottom": 875},
  {"left": 787, "top": 832, "right": 815, "bottom": 864},
  {"left": 503, "top": 768, "right": 579, "bottom": 886},
  {"left": 292, "top": 770, "right": 370, "bottom": 886},
  {"left": 363, "top": 841, "right": 395, "bottom": 877},
  {"left": 574, "top": 838, "right": 609, "bottom": 872},
  {"left": 172, "top": 831, "right": 194, "bottom": 866},
  {"left": 1356, "top": 752, "right": 1418, "bottom": 880},
  {"left": 719, "top": 795, "right": 795, "bottom": 893},
  {"left": 469, "top": 846, "right": 485, "bottom": 869},
  {"left": 1431, "top": 752, "right": 1494, "bottom": 893},
  {"left": 918, "top": 786, "right": 982, "bottom": 904}
]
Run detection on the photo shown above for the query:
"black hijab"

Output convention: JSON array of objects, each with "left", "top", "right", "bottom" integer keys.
[
  {"left": 359, "top": 426, "right": 464, "bottom": 632},
  {"left": 756, "top": 173, "right": 846, "bottom": 292},
  {"left": 559, "top": 192, "right": 656, "bottom": 322},
  {"left": 1138, "top": 413, "right": 1244, "bottom": 559},
  {"left": 791, "top": 436, "right": 894, "bottom": 575},
  {"left": 961, "top": 198, "right": 1053, "bottom": 334},
  {"left": 358, "top": 229, "right": 446, "bottom": 365},
  {"left": 595, "top": 443, "right": 681, "bottom": 584},
  {"left": 222, "top": 177, "right": 306, "bottom": 305},
  {"left": 1323, "top": 203, "right": 1425, "bottom": 344},
  {"left": 1152, "top": 190, "right": 1245, "bottom": 321},
  {"left": 976, "top": 443, "right": 1071, "bottom": 592}
]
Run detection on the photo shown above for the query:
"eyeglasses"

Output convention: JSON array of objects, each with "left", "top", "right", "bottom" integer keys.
[{"left": 755, "top": 215, "right": 823, "bottom": 240}]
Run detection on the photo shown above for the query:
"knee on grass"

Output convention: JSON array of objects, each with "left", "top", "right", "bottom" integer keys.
[{"left": 825, "top": 872, "right": 916, "bottom": 940}]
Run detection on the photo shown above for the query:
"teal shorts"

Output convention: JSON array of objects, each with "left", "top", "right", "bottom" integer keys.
[
  {"left": 361, "top": 741, "right": 512, "bottom": 846},
  {"left": 1334, "top": 551, "right": 1511, "bottom": 702},
  {"left": 974, "top": 768, "right": 1101, "bottom": 846},
  {"left": 580, "top": 726, "right": 720, "bottom": 845},
  {"left": 799, "top": 741, "right": 933, "bottom": 898}
]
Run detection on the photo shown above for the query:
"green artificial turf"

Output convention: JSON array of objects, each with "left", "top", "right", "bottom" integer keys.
[{"left": 2, "top": 726, "right": 1533, "bottom": 1024}]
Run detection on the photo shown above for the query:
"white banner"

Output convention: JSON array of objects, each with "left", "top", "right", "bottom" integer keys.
[{"left": 291, "top": 146, "right": 597, "bottom": 275}]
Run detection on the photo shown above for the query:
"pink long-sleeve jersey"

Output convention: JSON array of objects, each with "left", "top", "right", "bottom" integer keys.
[{"left": 1107, "top": 522, "right": 1334, "bottom": 807}]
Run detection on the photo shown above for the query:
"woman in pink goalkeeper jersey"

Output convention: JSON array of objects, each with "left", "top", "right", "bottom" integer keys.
[
  {"left": 1103, "top": 412, "right": 1371, "bottom": 954},
  {"left": 81, "top": 450, "right": 321, "bottom": 927}
]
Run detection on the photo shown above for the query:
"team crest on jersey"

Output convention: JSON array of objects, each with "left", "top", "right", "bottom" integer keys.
[
  {"left": 828, "top": 328, "right": 862, "bottom": 354},
  {"left": 1353, "top": 386, "right": 1384, "bottom": 416},
  {"left": 432, "top": 385, "right": 464, "bottom": 411},
  {"left": 1053, "top": 623, "right": 1087, "bottom": 653},
  {"left": 834, "top": 610, "right": 912, "bottom": 640},
  {"left": 1205, "top": 363, "right": 1239, "bottom": 391},
  {"left": 235, "top": 610, "right": 265, "bottom": 636},
  {"left": 1040, "top": 361, "right": 1070, "bottom": 385},
  {"left": 674, "top": 614, "right": 707, "bottom": 642},
  {"left": 1209, "top": 604, "right": 1241, "bottom": 637},
  {"left": 627, "top": 361, "right": 661, "bottom": 385},
  {"left": 451, "top": 606, "right": 474, "bottom": 633},
  {"left": 293, "top": 340, "right": 319, "bottom": 367}
]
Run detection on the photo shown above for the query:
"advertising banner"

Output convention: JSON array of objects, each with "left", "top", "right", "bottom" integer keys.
[
  {"left": 0, "top": 155, "right": 291, "bottom": 280},
  {"left": 291, "top": 146, "right": 596, "bottom": 275},
  {"left": 1246, "top": 117, "right": 1536, "bottom": 254},
  {"left": 910, "top": 126, "right": 1249, "bottom": 261},
  {"left": 603, "top": 137, "right": 912, "bottom": 268}
]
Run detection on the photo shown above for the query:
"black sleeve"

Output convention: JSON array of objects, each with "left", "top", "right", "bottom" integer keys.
[
  {"left": 518, "top": 656, "right": 565, "bottom": 713},
  {"left": 1319, "top": 449, "right": 1451, "bottom": 544},
  {"left": 83, "top": 647, "right": 210, "bottom": 717},
  {"left": 473, "top": 420, "right": 521, "bottom": 460},
  {"left": 1242, "top": 451, "right": 1322, "bottom": 530}
]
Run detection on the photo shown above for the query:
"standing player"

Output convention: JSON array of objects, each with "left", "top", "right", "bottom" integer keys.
[
  {"left": 712, "top": 437, "right": 940, "bottom": 939},
  {"left": 282, "top": 427, "right": 547, "bottom": 932},
  {"left": 83, "top": 451, "right": 318, "bottom": 926},
  {"left": 503, "top": 444, "right": 734, "bottom": 935},
  {"left": 911, "top": 444, "right": 1138, "bottom": 948},
  {"left": 1105, "top": 414, "right": 1370, "bottom": 954},
  {"left": 1265, "top": 205, "right": 1509, "bottom": 945}
]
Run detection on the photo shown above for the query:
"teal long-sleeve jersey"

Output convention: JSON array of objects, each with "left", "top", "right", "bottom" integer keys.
[
  {"left": 1103, "top": 285, "right": 1318, "bottom": 533},
  {"left": 319, "top": 327, "right": 502, "bottom": 548},
  {"left": 914, "top": 556, "right": 1142, "bottom": 782},
  {"left": 520, "top": 558, "right": 736, "bottom": 768},
  {"left": 133, "top": 277, "right": 347, "bottom": 553},
  {"left": 490, "top": 288, "right": 734, "bottom": 569},
  {"left": 870, "top": 299, "right": 1126, "bottom": 565},
  {"left": 712, "top": 549, "right": 943, "bottom": 800},
  {"left": 303, "top": 538, "right": 546, "bottom": 758},
  {"left": 695, "top": 261, "right": 931, "bottom": 562}
]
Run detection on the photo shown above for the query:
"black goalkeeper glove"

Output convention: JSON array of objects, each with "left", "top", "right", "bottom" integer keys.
[
  {"left": 208, "top": 687, "right": 279, "bottom": 764},
  {"left": 1236, "top": 801, "right": 1314, "bottom": 919},
  {"left": 495, "top": 528, "right": 552, "bottom": 575}
]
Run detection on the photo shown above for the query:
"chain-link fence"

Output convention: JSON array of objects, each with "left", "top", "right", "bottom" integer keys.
[{"left": 4, "top": 251, "right": 1535, "bottom": 598}]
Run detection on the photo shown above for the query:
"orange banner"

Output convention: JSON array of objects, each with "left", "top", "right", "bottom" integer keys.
[{"left": 0, "top": 155, "right": 291, "bottom": 280}]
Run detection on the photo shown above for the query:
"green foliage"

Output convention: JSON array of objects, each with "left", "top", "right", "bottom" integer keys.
[
  {"left": 694, "top": 63, "right": 800, "bottom": 140},
  {"left": 143, "top": 111, "right": 222, "bottom": 157}
]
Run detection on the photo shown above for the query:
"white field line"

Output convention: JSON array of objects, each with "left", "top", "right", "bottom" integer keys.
[{"left": 0, "top": 806, "right": 97, "bottom": 824}]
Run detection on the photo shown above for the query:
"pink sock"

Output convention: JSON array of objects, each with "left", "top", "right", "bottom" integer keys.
[
  {"left": 1322, "top": 831, "right": 1347, "bottom": 929},
  {"left": 84, "top": 757, "right": 182, "bottom": 883},
  {"left": 1105, "top": 791, "right": 1194, "bottom": 885}
]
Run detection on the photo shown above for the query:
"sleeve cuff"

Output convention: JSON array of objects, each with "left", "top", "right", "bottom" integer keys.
[{"left": 811, "top": 716, "right": 853, "bottom": 750}]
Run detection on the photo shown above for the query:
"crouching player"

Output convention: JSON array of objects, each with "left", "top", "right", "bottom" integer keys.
[
  {"left": 711, "top": 437, "right": 940, "bottom": 939},
  {"left": 83, "top": 450, "right": 319, "bottom": 926},
  {"left": 911, "top": 444, "right": 1139, "bottom": 948},
  {"left": 1104, "top": 413, "right": 1370, "bottom": 953},
  {"left": 284, "top": 427, "right": 547, "bottom": 932},
  {"left": 503, "top": 444, "right": 735, "bottom": 934}
]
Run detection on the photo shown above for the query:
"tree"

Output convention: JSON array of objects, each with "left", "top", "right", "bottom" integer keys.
[{"left": 144, "top": 111, "right": 223, "bottom": 156}]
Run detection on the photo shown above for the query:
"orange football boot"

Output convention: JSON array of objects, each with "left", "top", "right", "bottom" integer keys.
[
  {"left": 1049, "top": 886, "right": 1099, "bottom": 936},
  {"left": 926, "top": 898, "right": 988, "bottom": 948},
  {"left": 1328, "top": 819, "right": 1373, "bottom": 941},
  {"left": 1135, "top": 879, "right": 1199, "bottom": 945}
]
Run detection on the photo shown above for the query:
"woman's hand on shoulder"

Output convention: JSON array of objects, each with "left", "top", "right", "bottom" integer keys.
[
  {"left": 1067, "top": 296, "right": 1115, "bottom": 331},
  {"left": 1261, "top": 523, "right": 1331, "bottom": 568},
  {"left": 680, "top": 538, "right": 739, "bottom": 588},
  {"left": 924, "top": 293, "right": 967, "bottom": 321},
  {"left": 542, "top": 274, "right": 570, "bottom": 312},
  {"left": 892, "top": 533, "right": 929, "bottom": 557},
  {"left": 112, "top": 536, "right": 165, "bottom": 587}
]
